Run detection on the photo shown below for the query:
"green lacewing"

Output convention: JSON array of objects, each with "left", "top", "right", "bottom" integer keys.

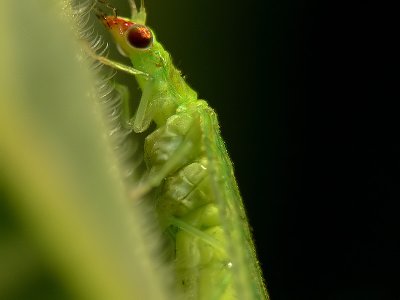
[{"left": 95, "top": 1, "right": 269, "bottom": 299}]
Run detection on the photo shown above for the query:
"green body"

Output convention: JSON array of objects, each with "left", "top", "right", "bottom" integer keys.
[{"left": 104, "top": 4, "right": 268, "bottom": 299}]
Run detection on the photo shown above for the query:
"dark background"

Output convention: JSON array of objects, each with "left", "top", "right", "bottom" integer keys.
[{"left": 117, "top": 1, "right": 397, "bottom": 299}]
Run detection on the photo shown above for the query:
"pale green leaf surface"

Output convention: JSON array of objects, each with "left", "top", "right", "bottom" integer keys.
[{"left": 0, "top": 1, "right": 172, "bottom": 299}]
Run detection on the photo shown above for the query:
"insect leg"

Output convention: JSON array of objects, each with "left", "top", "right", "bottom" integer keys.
[
  {"left": 130, "top": 112, "right": 201, "bottom": 200},
  {"left": 82, "top": 40, "right": 149, "bottom": 77},
  {"left": 169, "top": 216, "right": 225, "bottom": 253},
  {"left": 92, "top": 54, "right": 150, "bottom": 78},
  {"left": 130, "top": 131, "right": 196, "bottom": 199},
  {"left": 114, "top": 83, "right": 134, "bottom": 129}
]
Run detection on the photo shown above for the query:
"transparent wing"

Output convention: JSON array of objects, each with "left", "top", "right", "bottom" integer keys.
[{"left": 199, "top": 108, "right": 269, "bottom": 300}]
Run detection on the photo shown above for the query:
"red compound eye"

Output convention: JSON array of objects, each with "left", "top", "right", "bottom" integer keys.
[{"left": 126, "top": 24, "right": 153, "bottom": 49}]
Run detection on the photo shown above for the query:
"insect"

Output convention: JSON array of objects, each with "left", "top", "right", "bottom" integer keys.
[{"left": 94, "top": 1, "right": 269, "bottom": 299}]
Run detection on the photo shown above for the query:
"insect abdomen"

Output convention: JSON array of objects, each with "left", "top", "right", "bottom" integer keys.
[{"left": 144, "top": 103, "right": 236, "bottom": 299}]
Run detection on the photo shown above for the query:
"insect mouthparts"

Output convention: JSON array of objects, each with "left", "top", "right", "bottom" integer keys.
[{"left": 103, "top": 16, "right": 134, "bottom": 35}]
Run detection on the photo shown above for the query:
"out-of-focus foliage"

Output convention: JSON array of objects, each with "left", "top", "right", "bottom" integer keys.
[{"left": 0, "top": 1, "right": 172, "bottom": 299}]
